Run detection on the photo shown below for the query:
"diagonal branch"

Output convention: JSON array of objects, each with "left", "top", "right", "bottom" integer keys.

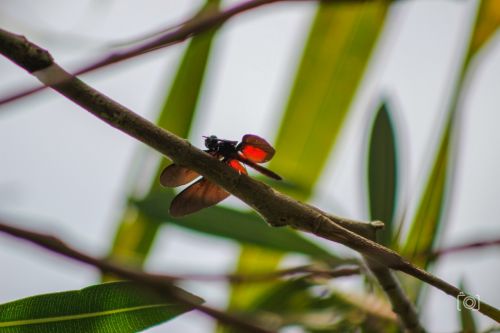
[
  {"left": 0, "top": 219, "right": 274, "bottom": 333},
  {"left": 354, "top": 222, "right": 424, "bottom": 332},
  {"left": 0, "top": 27, "right": 498, "bottom": 325}
]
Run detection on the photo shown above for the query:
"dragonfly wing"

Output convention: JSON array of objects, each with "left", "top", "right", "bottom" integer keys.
[
  {"left": 170, "top": 178, "right": 230, "bottom": 217},
  {"left": 160, "top": 164, "right": 200, "bottom": 187},
  {"left": 239, "top": 134, "right": 275, "bottom": 163},
  {"left": 228, "top": 159, "right": 247, "bottom": 175}
]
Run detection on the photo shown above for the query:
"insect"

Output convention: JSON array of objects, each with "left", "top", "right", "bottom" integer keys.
[{"left": 160, "top": 134, "right": 281, "bottom": 217}]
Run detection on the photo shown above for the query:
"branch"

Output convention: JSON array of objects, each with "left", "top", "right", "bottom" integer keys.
[
  {"left": 178, "top": 265, "right": 361, "bottom": 283},
  {"left": 430, "top": 238, "right": 500, "bottom": 260},
  {"left": 314, "top": 209, "right": 424, "bottom": 331},
  {"left": 356, "top": 224, "right": 425, "bottom": 332},
  {"left": 367, "top": 262, "right": 423, "bottom": 330},
  {"left": 0, "top": 219, "right": 274, "bottom": 333},
  {"left": 0, "top": 0, "right": 388, "bottom": 107},
  {"left": 0, "top": 28, "right": 498, "bottom": 324},
  {"left": 0, "top": 0, "right": 289, "bottom": 106}
]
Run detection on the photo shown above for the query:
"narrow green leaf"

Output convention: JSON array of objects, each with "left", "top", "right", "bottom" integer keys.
[
  {"left": 401, "top": 0, "right": 500, "bottom": 270},
  {"left": 271, "top": 0, "right": 390, "bottom": 199},
  {"left": 156, "top": 12, "right": 217, "bottom": 133},
  {"left": 223, "top": 1, "right": 391, "bottom": 326},
  {"left": 107, "top": 0, "right": 221, "bottom": 271},
  {"left": 135, "top": 190, "right": 337, "bottom": 260},
  {"left": 218, "top": 247, "right": 286, "bottom": 333},
  {"left": 0, "top": 282, "right": 202, "bottom": 333},
  {"left": 106, "top": 207, "right": 162, "bottom": 269},
  {"left": 153, "top": 0, "right": 221, "bottom": 178},
  {"left": 225, "top": 246, "right": 283, "bottom": 312},
  {"left": 466, "top": 0, "right": 500, "bottom": 63},
  {"left": 367, "top": 102, "right": 398, "bottom": 246},
  {"left": 399, "top": 0, "right": 500, "bottom": 301},
  {"left": 402, "top": 121, "right": 451, "bottom": 269},
  {"left": 458, "top": 280, "right": 478, "bottom": 333}
]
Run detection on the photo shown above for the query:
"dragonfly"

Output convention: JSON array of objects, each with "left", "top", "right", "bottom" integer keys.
[{"left": 160, "top": 134, "right": 281, "bottom": 217}]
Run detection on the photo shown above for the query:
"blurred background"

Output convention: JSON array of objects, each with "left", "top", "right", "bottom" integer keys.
[{"left": 0, "top": 0, "right": 499, "bottom": 332}]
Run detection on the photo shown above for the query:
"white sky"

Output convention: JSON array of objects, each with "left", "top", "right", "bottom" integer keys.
[{"left": 0, "top": 0, "right": 499, "bottom": 332}]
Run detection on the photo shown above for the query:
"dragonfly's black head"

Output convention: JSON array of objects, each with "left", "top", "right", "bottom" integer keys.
[
  {"left": 203, "top": 135, "right": 219, "bottom": 151},
  {"left": 203, "top": 135, "right": 238, "bottom": 156}
]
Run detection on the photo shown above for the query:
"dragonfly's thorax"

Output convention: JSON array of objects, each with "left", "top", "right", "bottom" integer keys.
[{"left": 204, "top": 135, "right": 239, "bottom": 157}]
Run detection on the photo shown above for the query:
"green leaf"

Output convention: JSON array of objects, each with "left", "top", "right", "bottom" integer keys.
[
  {"left": 225, "top": 246, "right": 284, "bottom": 311},
  {"left": 106, "top": 207, "right": 162, "bottom": 270},
  {"left": 401, "top": 0, "right": 500, "bottom": 271},
  {"left": 135, "top": 190, "right": 336, "bottom": 260},
  {"left": 153, "top": 0, "right": 221, "bottom": 175},
  {"left": 271, "top": 0, "right": 390, "bottom": 200},
  {"left": 399, "top": 0, "right": 500, "bottom": 301},
  {"left": 232, "top": 279, "right": 396, "bottom": 331},
  {"left": 467, "top": 0, "right": 500, "bottom": 63},
  {"left": 222, "top": 1, "right": 391, "bottom": 327},
  {"left": 106, "top": 0, "right": 221, "bottom": 271},
  {"left": 0, "top": 282, "right": 202, "bottom": 333},
  {"left": 251, "top": 279, "right": 312, "bottom": 313},
  {"left": 402, "top": 119, "right": 452, "bottom": 269},
  {"left": 367, "top": 102, "right": 398, "bottom": 246},
  {"left": 458, "top": 280, "right": 478, "bottom": 333},
  {"left": 149, "top": 0, "right": 222, "bottom": 190},
  {"left": 218, "top": 247, "right": 285, "bottom": 333}
]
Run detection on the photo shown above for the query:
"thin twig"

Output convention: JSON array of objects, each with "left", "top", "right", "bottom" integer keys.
[
  {"left": 0, "top": 0, "right": 382, "bottom": 107},
  {"left": 123, "top": 263, "right": 362, "bottom": 283},
  {"left": 178, "top": 265, "right": 361, "bottom": 283},
  {"left": 0, "top": 219, "right": 274, "bottom": 333},
  {"left": 358, "top": 225, "right": 425, "bottom": 332},
  {"left": 0, "top": 28, "right": 498, "bottom": 324},
  {"left": 430, "top": 238, "right": 500, "bottom": 260},
  {"left": 108, "top": 0, "right": 367, "bottom": 48},
  {"left": 0, "top": 0, "right": 285, "bottom": 106}
]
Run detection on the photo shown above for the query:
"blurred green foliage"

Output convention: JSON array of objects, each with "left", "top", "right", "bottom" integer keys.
[
  {"left": 401, "top": 0, "right": 500, "bottom": 302},
  {"left": 3, "top": 0, "right": 500, "bottom": 332},
  {"left": 104, "top": 0, "right": 500, "bottom": 330},
  {"left": 106, "top": 0, "right": 221, "bottom": 272},
  {"left": 221, "top": 3, "right": 391, "bottom": 331}
]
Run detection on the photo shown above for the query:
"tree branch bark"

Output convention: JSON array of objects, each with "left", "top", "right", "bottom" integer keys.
[
  {"left": 360, "top": 226, "right": 425, "bottom": 332},
  {"left": 0, "top": 27, "right": 498, "bottom": 326}
]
